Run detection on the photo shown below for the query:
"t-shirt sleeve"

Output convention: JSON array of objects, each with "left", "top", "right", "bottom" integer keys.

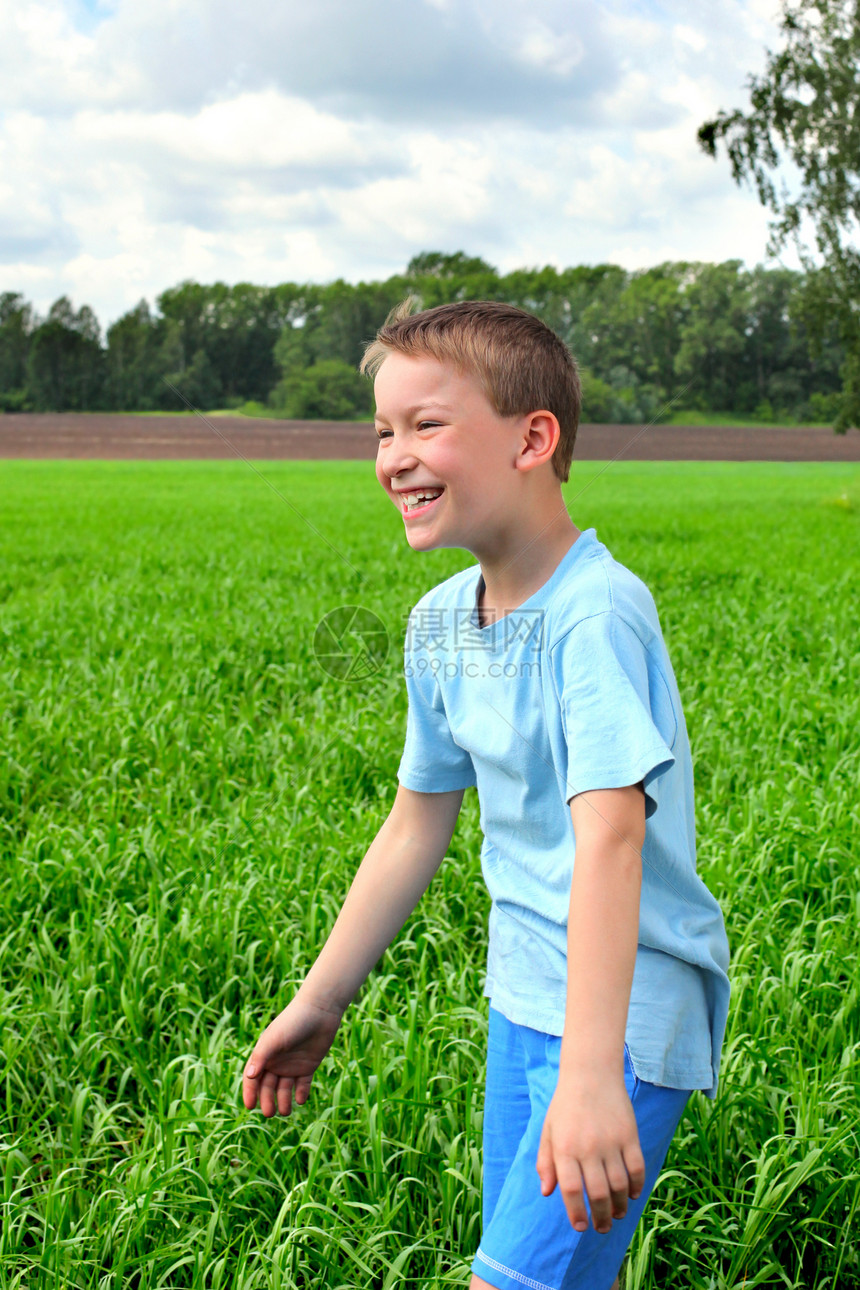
[
  {"left": 549, "top": 610, "right": 677, "bottom": 817},
  {"left": 397, "top": 615, "right": 477, "bottom": 793}
]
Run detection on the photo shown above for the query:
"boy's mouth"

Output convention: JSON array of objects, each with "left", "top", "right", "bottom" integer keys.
[{"left": 399, "top": 487, "right": 444, "bottom": 517}]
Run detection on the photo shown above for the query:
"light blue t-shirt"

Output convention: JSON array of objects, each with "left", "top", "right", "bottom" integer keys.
[{"left": 397, "top": 529, "right": 730, "bottom": 1096}]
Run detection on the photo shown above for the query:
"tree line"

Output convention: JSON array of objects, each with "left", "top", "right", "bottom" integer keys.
[{"left": 0, "top": 252, "right": 848, "bottom": 425}]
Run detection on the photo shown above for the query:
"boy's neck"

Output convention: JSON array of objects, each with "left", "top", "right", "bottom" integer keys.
[{"left": 476, "top": 507, "right": 581, "bottom": 624}]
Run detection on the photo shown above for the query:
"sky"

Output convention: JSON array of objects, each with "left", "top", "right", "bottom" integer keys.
[{"left": 0, "top": 0, "right": 787, "bottom": 329}]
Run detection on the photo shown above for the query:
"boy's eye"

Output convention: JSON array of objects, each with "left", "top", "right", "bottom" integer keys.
[{"left": 375, "top": 421, "right": 440, "bottom": 440}]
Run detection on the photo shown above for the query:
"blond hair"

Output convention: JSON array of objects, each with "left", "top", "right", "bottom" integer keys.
[{"left": 360, "top": 299, "right": 581, "bottom": 481}]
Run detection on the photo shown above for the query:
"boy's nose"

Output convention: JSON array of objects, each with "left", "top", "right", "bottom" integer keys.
[{"left": 381, "top": 446, "right": 420, "bottom": 479}]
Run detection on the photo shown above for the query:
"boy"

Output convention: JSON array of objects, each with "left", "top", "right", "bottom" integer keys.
[{"left": 243, "top": 301, "right": 730, "bottom": 1290}]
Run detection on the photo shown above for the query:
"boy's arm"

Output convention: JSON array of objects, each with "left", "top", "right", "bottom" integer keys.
[
  {"left": 243, "top": 783, "right": 464, "bottom": 1116},
  {"left": 294, "top": 782, "right": 464, "bottom": 1012},
  {"left": 536, "top": 783, "right": 646, "bottom": 1234}
]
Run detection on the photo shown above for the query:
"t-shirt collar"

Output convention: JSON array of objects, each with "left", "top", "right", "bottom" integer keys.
[{"left": 471, "top": 528, "right": 598, "bottom": 632}]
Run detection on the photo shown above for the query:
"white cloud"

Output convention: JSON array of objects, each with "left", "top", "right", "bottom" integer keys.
[
  {"left": 0, "top": 0, "right": 791, "bottom": 325},
  {"left": 673, "top": 24, "right": 707, "bottom": 54},
  {"left": 339, "top": 134, "right": 493, "bottom": 248},
  {"left": 0, "top": 0, "right": 141, "bottom": 111},
  {"left": 3, "top": 0, "right": 622, "bottom": 123},
  {"left": 517, "top": 22, "right": 585, "bottom": 77},
  {"left": 76, "top": 91, "right": 387, "bottom": 171}
]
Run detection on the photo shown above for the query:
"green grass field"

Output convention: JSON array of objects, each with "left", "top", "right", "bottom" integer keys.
[
  {"left": 662, "top": 410, "right": 834, "bottom": 428},
  {"left": 0, "top": 460, "right": 858, "bottom": 1289}
]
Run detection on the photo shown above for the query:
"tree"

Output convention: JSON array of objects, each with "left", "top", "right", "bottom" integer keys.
[
  {"left": 272, "top": 359, "right": 372, "bottom": 420},
  {"left": 156, "top": 280, "right": 213, "bottom": 372},
  {"left": 27, "top": 297, "right": 105, "bottom": 411},
  {"left": 674, "top": 263, "right": 750, "bottom": 411},
  {"left": 583, "top": 263, "right": 692, "bottom": 403},
  {"left": 306, "top": 278, "right": 406, "bottom": 369},
  {"left": 0, "top": 292, "right": 34, "bottom": 410},
  {"left": 166, "top": 347, "right": 220, "bottom": 410},
  {"left": 206, "top": 282, "right": 299, "bottom": 404},
  {"left": 405, "top": 250, "right": 496, "bottom": 282},
  {"left": 405, "top": 250, "right": 501, "bottom": 307},
  {"left": 106, "top": 299, "right": 164, "bottom": 410},
  {"left": 498, "top": 263, "right": 625, "bottom": 363},
  {"left": 698, "top": 0, "right": 860, "bottom": 430}
]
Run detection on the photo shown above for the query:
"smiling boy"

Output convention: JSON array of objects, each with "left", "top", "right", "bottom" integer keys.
[{"left": 243, "top": 301, "right": 730, "bottom": 1290}]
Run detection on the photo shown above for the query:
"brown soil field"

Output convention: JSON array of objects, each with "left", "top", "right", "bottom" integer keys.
[{"left": 0, "top": 412, "right": 858, "bottom": 462}]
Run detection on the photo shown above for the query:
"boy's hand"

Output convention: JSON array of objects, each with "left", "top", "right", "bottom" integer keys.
[
  {"left": 242, "top": 995, "right": 344, "bottom": 1117},
  {"left": 536, "top": 1073, "right": 646, "bottom": 1235}
]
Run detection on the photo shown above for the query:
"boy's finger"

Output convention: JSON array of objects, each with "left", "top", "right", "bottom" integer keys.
[
  {"left": 606, "top": 1153, "right": 630, "bottom": 1219},
  {"left": 277, "top": 1077, "right": 294, "bottom": 1116},
  {"left": 623, "top": 1142, "right": 647, "bottom": 1200},
  {"left": 295, "top": 1075, "right": 313, "bottom": 1105},
  {"left": 259, "top": 1071, "right": 279, "bottom": 1118},
  {"left": 580, "top": 1162, "right": 612, "bottom": 1234},
  {"left": 558, "top": 1163, "right": 589, "bottom": 1232},
  {"left": 242, "top": 1056, "right": 262, "bottom": 1110},
  {"left": 535, "top": 1133, "right": 557, "bottom": 1195}
]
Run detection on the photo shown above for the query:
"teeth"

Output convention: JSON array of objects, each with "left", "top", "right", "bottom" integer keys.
[{"left": 402, "top": 489, "right": 442, "bottom": 510}]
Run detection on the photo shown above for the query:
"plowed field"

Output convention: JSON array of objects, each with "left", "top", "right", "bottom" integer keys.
[{"left": 1, "top": 412, "right": 858, "bottom": 460}]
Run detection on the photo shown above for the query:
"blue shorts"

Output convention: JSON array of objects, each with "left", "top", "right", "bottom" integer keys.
[{"left": 472, "top": 1008, "right": 690, "bottom": 1290}]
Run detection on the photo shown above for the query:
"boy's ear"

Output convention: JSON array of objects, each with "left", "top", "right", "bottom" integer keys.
[{"left": 515, "top": 411, "right": 561, "bottom": 474}]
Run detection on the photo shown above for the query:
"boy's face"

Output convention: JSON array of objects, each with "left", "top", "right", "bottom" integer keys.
[{"left": 373, "top": 353, "right": 532, "bottom": 556}]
